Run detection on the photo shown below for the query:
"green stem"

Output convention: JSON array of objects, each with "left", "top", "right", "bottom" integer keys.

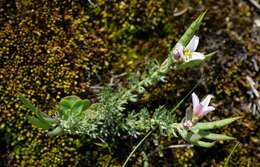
[
  {"left": 171, "top": 80, "right": 200, "bottom": 113},
  {"left": 120, "top": 56, "right": 174, "bottom": 102},
  {"left": 224, "top": 142, "right": 240, "bottom": 167},
  {"left": 122, "top": 130, "right": 153, "bottom": 167}
]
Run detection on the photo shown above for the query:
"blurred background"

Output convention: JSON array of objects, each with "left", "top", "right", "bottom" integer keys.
[{"left": 0, "top": 0, "right": 259, "bottom": 166}]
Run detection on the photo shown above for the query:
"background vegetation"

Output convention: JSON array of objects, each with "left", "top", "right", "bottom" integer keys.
[{"left": 0, "top": 0, "right": 259, "bottom": 166}]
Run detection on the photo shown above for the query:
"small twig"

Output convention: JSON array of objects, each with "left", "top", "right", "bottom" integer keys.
[
  {"left": 246, "top": 76, "right": 259, "bottom": 98},
  {"left": 173, "top": 7, "right": 188, "bottom": 17},
  {"left": 90, "top": 85, "right": 103, "bottom": 93},
  {"left": 87, "top": 0, "right": 95, "bottom": 6},
  {"left": 167, "top": 144, "right": 193, "bottom": 149},
  {"left": 247, "top": 0, "right": 260, "bottom": 10},
  {"left": 108, "top": 72, "right": 127, "bottom": 86}
]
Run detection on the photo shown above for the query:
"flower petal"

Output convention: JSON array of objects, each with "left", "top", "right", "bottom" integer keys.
[
  {"left": 202, "top": 106, "right": 215, "bottom": 115},
  {"left": 201, "top": 95, "right": 213, "bottom": 107},
  {"left": 190, "top": 52, "right": 205, "bottom": 60},
  {"left": 192, "top": 93, "right": 200, "bottom": 108},
  {"left": 173, "top": 43, "right": 184, "bottom": 59},
  {"left": 186, "top": 35, "right": 199, "bottom": 52},
  {"left": 175, "top": 43, "right": 184, "bottom": 50},
  {"left": 194, "top": 104, "right": 204, "bottom": 117}
]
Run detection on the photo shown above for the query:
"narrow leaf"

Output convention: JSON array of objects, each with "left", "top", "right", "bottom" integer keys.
[
  {"left": 36, "top": 110, "right": 58, "bottom": 124},
  {"left": 192, "top": 117, "right": 241, "bottom": 130},
  {"left": 47, "top": 126, "right": 63, "bottom": 136},
  {"left": 192, "top": 140, "right": 216, "bottom": 148},
  {"left": 176, "top": 51, "right": 217, "bottom": 70},
  {"left": 196, "top": 130, "right": 236, "bottom": 140},
  {"left": 204, "top": 51, "right": 217, "bottom": 59},
  {"left": 20, "top": 94, "right": 52, "bottom": 126},
  {"left": 178, "top": 11, "right": 207, "bottom": 46},
  {"left": 28, "top": 116, "right": 50, "bottom": 129}
]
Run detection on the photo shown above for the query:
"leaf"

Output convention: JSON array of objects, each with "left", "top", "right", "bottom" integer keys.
[
  {"left": 72, "top": 100, "right": 84, "bottom": 115},
  {"left": 28, "top": 116, "right": 50, "bottom": 129},
  {"left": 60, "top": 96, "right": 81, "bottom": 109},
  {"left": 192, "top": 140, "right": 216, "bottom": 148},
  {"left": 58, "top": 95, "right": 81, "bottom": 119},
  {"left": 191, "top": 130, "right": 235, "bottom": 141},
  {"left": 47, "top": 126, "right": 63, "bottom": 136},
  {"left": 82, "top": 99, "right": 92, "bottom": 111},
  {"left": 58, "top": 100, "right": 71, "bottom": 111},
  {"left": 191, "top": 117, "right": 241, "bottom": 130},
  {"left": 41, "top": 116, "right": 58, "bottom": 124},
  {"left": 177, "top": 127, "right": 215, "bottom": 148},
  {"left": 200, "top": 132, "right": 235, "bottom": 141},
  {"left": 178, "top": 11, "right": 207, "bottom": 46},
  {"left": 204, "top": 51, "right": 217, "bottom": 59},
  {"left": 20, "top": 94, "right": 53, "bottom": 126},
  {"left": 35, "top": 109, "right": 58, "bottom": 124}
]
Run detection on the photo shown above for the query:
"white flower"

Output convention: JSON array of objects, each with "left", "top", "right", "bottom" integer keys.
[
  {"left": 173, "top": 35, "right": 205, "bottom": 62},
  {"left": 192, "top": 92, "right": 215, "bottom": 120}
]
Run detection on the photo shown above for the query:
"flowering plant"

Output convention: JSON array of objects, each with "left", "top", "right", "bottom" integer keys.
[{"left": 20, "top": 12, "right": 240, "bottom": 154}]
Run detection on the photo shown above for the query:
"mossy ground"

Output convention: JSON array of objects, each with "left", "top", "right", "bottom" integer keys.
[{"left": 0, "top": 0, "right": 259, "bottom": 166}]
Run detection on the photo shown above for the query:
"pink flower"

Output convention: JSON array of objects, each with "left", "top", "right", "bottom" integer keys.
[
  {"left": 192, "top": 92, "right": 215, "bottom": 120},
  {"left": 173, "top": 35, "right": 205, "bottom": 62}
]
